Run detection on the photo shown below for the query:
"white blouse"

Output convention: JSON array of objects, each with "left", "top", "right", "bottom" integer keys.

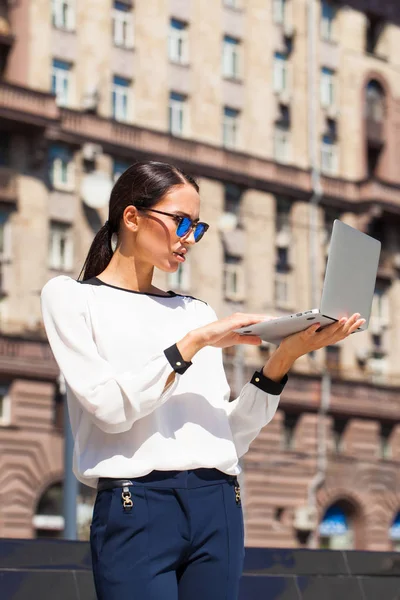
[{"left": 41, "top": 276, "right": 286, "bottom": 489}]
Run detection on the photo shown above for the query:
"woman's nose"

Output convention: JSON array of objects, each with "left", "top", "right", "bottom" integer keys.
[{"left": 181, "top": 228, "right": 196, "bottom": 245}]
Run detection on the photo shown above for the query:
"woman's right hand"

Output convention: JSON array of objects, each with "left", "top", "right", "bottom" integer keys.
[{"left": 176, "top": 313, "right": 270, "bottom": 363}]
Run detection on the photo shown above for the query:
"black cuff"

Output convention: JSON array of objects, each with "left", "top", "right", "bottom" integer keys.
[
  {"left": 164, "top": 344, "right": 193, "bottom": 375},
  {"left": 250, "top": 369, "right": 288, "bottom": 395}
]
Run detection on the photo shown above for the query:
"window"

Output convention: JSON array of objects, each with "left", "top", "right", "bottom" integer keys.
[
  {"left": 224, "top": 257, "right": 244, "bottom": 301},
  {"left": 0, "top": 385, "right": 11, "bottom": 426},
  {"left": 52, "top": 0, "right": 75, "bottom": 31},
  {"left": 112, "top": 2, "right": 134, "bottom": 49},
  {"left": 224, "top": 183, "right": 242, "bottom": 216},
  {"left": 366, "top": 14, "right": 385, "bottom": 55},
  {"left": 168, "top": 255, "right": 191, "bottom": 292},
  {"left": 223, "top": 107, "right": 240, "bottom": 149},
  {"left": 169, "top": 19, "right": 188, "bottom": 64},
  {"left": 276, "top": 196, "right": 291, "bottom": 233},
  {"left": 321, "top": 1, "right": 335, "bottom": 41},
  {"left": 169, "top": 92, "right": 187, "bottom": 137},
  {"left": 273, "top": 0, "right": 286, "bottom": 25},
  {"left": 0, "top": 210, "right": 11, "bottom": 262},
  {"left": 0, "top": 133, "right": 10, "bottom": 166},
  {"left": 273, "top": 52, "right": 288, "bottom": 93},
  {"left": 276, "top": 247, "right": 290, "bottom": 272},
  {"left": 224, "top": 0, "right": 240, "bottom": 7},
  {"left": 222, "top": 36, "right": 240, "bottom": 79},
  {"left": 48, "top": 222, "right": 74, "bottom": 272},
  {"left": 320, "top": 67, "right": 335, "bottom": 108},
  {"left": 275, "top": 272, "right": 290, "bottom": 306},
  {"left": 319, "top": 504, "right": 354, "bottom": 550},
  {"left": 282, "top": 413, "right": 299, "bottom": 450},
  {"left": 371, "top": 284, "right": 389, "bottom": 326},
  {"left": 112, "top": 76, "right": 131, "bottom": 122},
  {"left": 379, "top": 423, "right": 393, "bottom": 460},
  {"left": 326, "top": 345, "right": 341, "bottom": 375},
  {"left": 321, "top": 134, "right": 338, "bottom": 175},
  {"left": 49, "top": 144, "right": 75, "bottom": 191},
  {"left": 113, "top": 159, "right": 130, "bottom": 182},
  {"left": 274, "top": 125, "right": 290, "bottom": 163},
  {"left": 333, "top": 418, "right": 346, "bottom": 453},
  {"left": 51, "top": 59, "right": 72, "bottom": 107},
  {"left": 390, "top": 513, "right": 400, "bottom": 551},
  {"left": 365, "top": 80, "right": 385, "bottom": 123}
]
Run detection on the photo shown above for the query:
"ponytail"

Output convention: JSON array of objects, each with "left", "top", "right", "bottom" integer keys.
[{"left": 78, "top": 222, "right": 113, "bottom": 281}]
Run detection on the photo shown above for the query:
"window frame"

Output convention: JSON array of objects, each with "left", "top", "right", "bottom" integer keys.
[
  {"left": 273, "top": 0, "right": 286, "bottom": 25},
  {"left": 48, "top": 221, "right": 74, "bottom": 272},
  {"left": 320, "top": 66, "right": 335, "bottom": 108},
  {"left": 223, "top": 106, "right": 240, "bottom": 149},
  {"left": 112, "top": 75, "right": 131, "bottom": 123},
  {"left": 169, "top": 92, "right": 187, "bottom": 137},
  {"left": 168, "top": 18, "right": 189, "bottom": 65},
  {"left": 51, "top": 0, "right": 75, "bottom": 31},
  {"left": 321, "top": 135, "right": 338, "bottom": 175},
  {"left": 222, "top": 35, "right": 241, "bottom": 80},
  {"left": 274, "top": 125, "right": 291, "bottom": 164},
  {"left": 51, "top": 59, "right": 72, "bottom": 107},
  {"left": 321, "top": 0, "right": 335, "bottom": 42},
  {"left": 112, "top": 2, "right": 134, "bottom": 49},
  {"left": 223, "top": 259, "right": 245, "bottom": 302},
  {"left": 273, "top": 52, "right": 288, "bottom": 93},
  {"left": 49, "top": 145, "right": 75, "bottom": 191}
]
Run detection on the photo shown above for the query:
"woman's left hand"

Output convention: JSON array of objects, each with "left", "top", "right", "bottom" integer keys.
[
  {"left": 262, "top": 313, "right": 366, "bottom": 383},
  {"left": 280, "top": 312, "right": 366, "bottom": 362}
]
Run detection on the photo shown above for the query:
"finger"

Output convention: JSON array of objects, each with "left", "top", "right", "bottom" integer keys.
[
  {"left": 346, "top": 318, "right": 366, "bottom": 335},
  {"left": 342, "top": 313, "right": 360, "bottom": 334}
]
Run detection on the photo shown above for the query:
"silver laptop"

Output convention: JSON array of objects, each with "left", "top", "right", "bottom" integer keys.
[{"left": 235, "top": 220, "right": 381, "bottom": 344}]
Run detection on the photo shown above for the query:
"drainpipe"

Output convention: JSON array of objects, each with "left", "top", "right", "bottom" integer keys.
[{"left": 306, "top": 0, "right": 331, "bottom": 549}]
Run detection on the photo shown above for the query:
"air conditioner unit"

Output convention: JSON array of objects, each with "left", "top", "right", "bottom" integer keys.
[
  {"left": 278, "top": 89, "right": 291, "bottom": 106},
  {"left": 276, "top": 228, "right": 291, "bottom": 248},
  {"left": 294, "top": 506, "right": 318, "bottom": 532},
  {"left": 82, "top": 87, "right": 100, "bottom": 112},
  {"left": 283, "top": 21, "right": 295, "bottom": 38},
  {"left": 82, "top": 143, "right": 102, "bottom": 162},
  {"left": 356, "top": 347, "right": 370, "bottom": 365},
  {"left": 326, "top": 104, "right": 339, "bottom": 119}
]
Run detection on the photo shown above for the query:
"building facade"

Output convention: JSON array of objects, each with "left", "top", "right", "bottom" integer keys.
[{"left": 1, "top": 0, "right": 400, "bottom": 549}]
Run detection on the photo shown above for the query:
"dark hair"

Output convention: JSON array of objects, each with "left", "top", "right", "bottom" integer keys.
[{"left": 79, "top": 160, "right": 199, "bottom": 281}]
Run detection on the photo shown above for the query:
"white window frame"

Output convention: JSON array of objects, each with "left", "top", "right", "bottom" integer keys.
[
  {"left": 112, "top": 76, "right": 131, "bottom": 123},
  {"left": 0, "top": 385, "right": 11, "bottom": 427},
  {"left": 168, "top": 256, "right": 191, "bottom": 293},
  {"left": 169, "top": 92, "right": 187, "bottom": 137},
  {"left": 50, "top": 146, "right": 75, "bottom": 191},
  {"left": 48, "top": 222, "right": 74, "bottom": 272},
  {"left": 168, "top": 19, "right": 189, "bottom": 65},
  {"left": 321, "top": 0, "right": 335, "bottom": 42},
  {"left": 224, "top": 262, "right": 245, "bottom": 302},
  {"left": 273, "top": 52, "right": 288, "bottom": 93},
  {"left": 52, "top": 59, "right": 71, "bottom": 107},
  {"left": 112, "top": 2, "right": 134, "bottom": 49},
  {"left": 222, "top": 36, "right": 241, "bottom": 80},
  {"left": 223, "top": 107, "right": 239, "bottom": 149},
  {"left": 52, "top": 0, "right": 75, "bottom": 31},
  {"left": 321, "top": 137, "right": 338, "bottom": 175},
  {"left": 0, "top": 213, "right": 12, "bottom": 263},
  {"left": 321, "top": 67, "right": 335, "bottom": 108},
  {"left": 273, "top": 0, "right": 286, "bottom": 25},
  {"left": 274, "top": 126, "right": 291, "bottom": 164}
]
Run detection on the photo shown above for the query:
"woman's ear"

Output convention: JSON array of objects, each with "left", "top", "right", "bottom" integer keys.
[{"left": 123, "top": 205, "right": 140, "bottom": 232}]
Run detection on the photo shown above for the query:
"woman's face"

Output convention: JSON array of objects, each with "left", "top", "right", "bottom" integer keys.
[{"left": 125, "top": 183, "right": 201, "bottom": 273}]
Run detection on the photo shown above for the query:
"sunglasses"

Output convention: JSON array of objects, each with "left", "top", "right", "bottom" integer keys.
[{"left": 138, "top": 208, "right": 209, "bottom": 243}]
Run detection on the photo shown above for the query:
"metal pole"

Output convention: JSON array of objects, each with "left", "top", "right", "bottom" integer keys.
[
  {"left": 60, "top": 373, "right": 78, "bottom": 540},
  {"left": 306, "top": 0, "right": 331, "bottom": 548}
]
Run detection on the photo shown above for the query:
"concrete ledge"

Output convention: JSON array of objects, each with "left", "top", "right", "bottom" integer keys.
[{"left": 2, "top": 539, "right": 400, "bottom": 599}]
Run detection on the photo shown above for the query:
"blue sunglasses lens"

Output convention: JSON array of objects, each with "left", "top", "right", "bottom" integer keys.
[
  {"left": 194, "top": 223, "right": 206, "bottom": 242},
  {"left": 176, "top": 217, "right": 192, "bottom": 237}
]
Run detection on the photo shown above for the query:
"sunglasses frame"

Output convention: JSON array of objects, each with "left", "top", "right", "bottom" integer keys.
[{"left": 137, "top": 207, "right": 209, "bottom": 242}]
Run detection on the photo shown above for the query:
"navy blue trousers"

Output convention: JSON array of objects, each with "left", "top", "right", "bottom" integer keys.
[{"left": 90, "top": 469, "right": 245, "bottom": 599}]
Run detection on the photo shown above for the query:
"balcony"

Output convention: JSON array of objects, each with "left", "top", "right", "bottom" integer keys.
[
  {"left": 0, "top": 82, "right": 58, "bottom": 127},
  {"left": 0, "top": 166, "right": 17, "bottom": 204}
]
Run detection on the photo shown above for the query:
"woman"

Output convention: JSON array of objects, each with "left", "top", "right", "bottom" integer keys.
[{"left": 41, "top": 161, "right": 364, "bottom": 600}]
